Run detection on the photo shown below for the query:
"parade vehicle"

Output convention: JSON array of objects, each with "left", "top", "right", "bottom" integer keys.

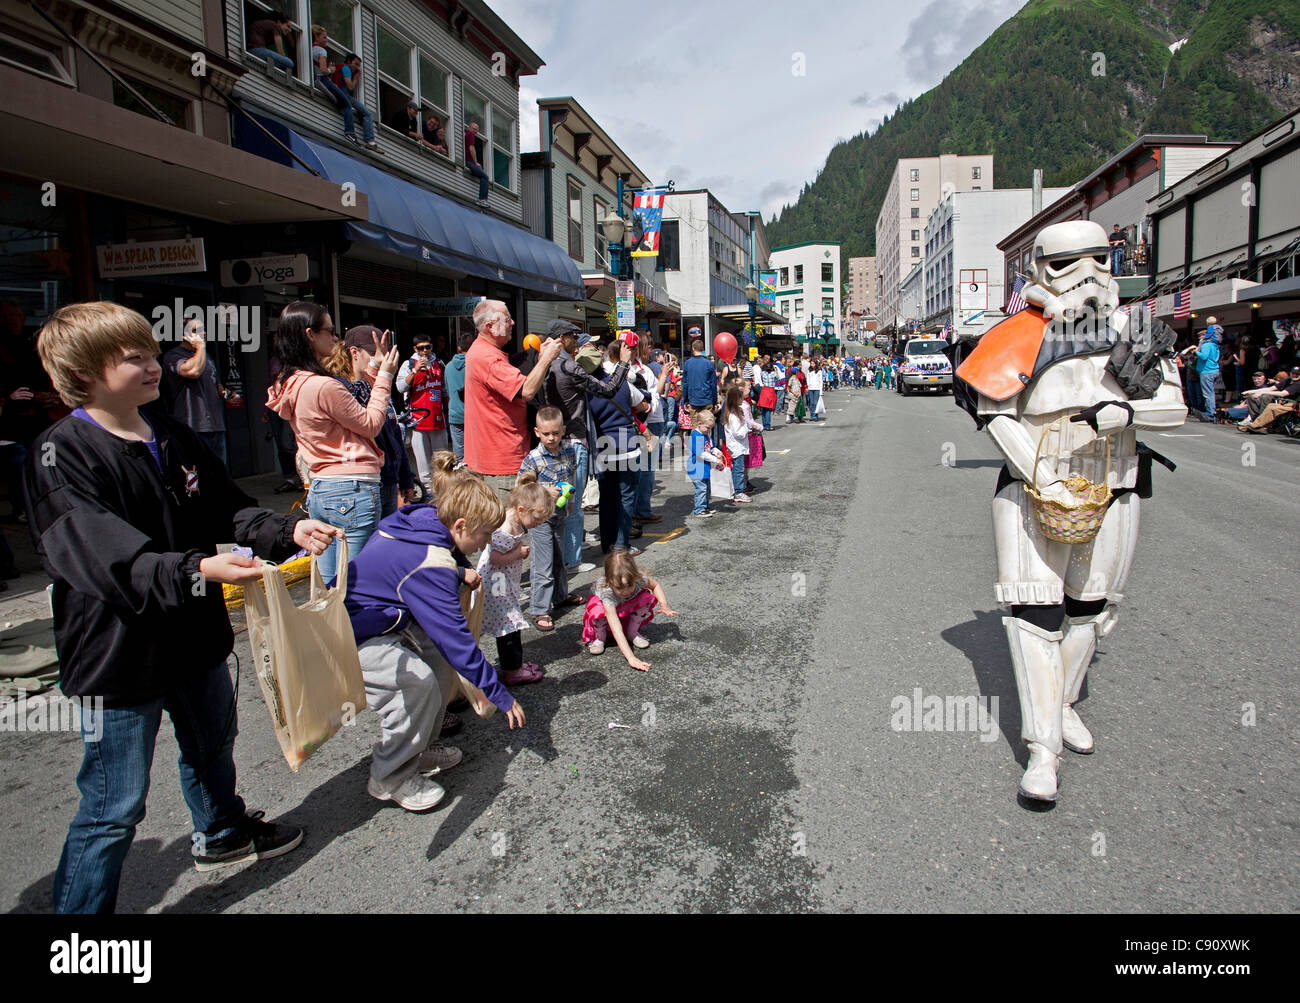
[
  {"left": 874, "top": 333, "right": 892, "bottom": 352},
  {"left": 895, "top": 338, "right": 953, "bottom": 395}
]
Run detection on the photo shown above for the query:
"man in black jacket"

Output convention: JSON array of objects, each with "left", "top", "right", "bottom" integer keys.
[
  {"left": 25, "top": 301, "right": 341, "bottom": 913},
  {"left": 543, "top": 319, "right": 632, "bottom": 571}
]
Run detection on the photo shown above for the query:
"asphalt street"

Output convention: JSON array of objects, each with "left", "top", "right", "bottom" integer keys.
[{"left": 2, "top": 371, "right": 1297, "bottom": 913}]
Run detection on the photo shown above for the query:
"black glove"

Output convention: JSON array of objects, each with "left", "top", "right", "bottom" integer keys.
[
  {"left": 1106, "top": 320, "right": 1175, "bottom": 400},
  {"left": 1069, "top": 400, "right": 1135, "bottom": 432}
]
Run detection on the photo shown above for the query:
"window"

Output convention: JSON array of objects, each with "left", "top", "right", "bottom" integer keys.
[
  {"left": 821, "top": 263, "right": 833, "bottom": 282},
  {"left": 0, "top": 29, "right": 73, "bottom": 85},
  {"left": 243, "top": 1, "right": 301, "bottom": 75},
  {"left": 780, "top": 267, "right": 789, "bottom": 285},
  {"left": 972, "top": 185, "right": 981, "bottom": 190},
  {"left": 112, "top": 75, "right": 191, "bottom": 128},
  {"left": 911, "top": 230, "right": 920, "bottom": 241},
  {"left": 419, "top": 54, "right": 449, "bottom": 118},
  {"left": 490, "top": 110, "right": 514, "bottom": 188},
  {"left": 822, "top": 298, "right": 833, "bottom": 315},
  {"left": 794, "top": 265, "right": 803, "bottom": 283},
  {"left": 462, "top": 85, "right": 488, "bottom": 164},
  {"left": 780, "top": 300, "right": 789, "bottom": 317},
  {"left": 911, "top": 246, "right": 920, "bottom": 257},
  {"left": 593, "top": 196, "right": 608, "bottom": 269},
  {"left": 794, "top": 299, "right": 804, "bottom": 319},
  {"left": 972, "top": 166, "right": 981, "bottom": 179},
  {"left": 911, "top": 208, "right": 920, "bottom": 218},
  {"left": 909, "top": 168, "right": 919, "bottom": 182},
  {"left": 656, "top": 220, "right": 680, "bottom": 271},
  {"left": 375, "top": 21, "right": 413, "bottom": 126},
  {"left": 567, "top": 178, "right": 582, "bottom": 260},
  {"left": 310, "top": 0, "right": 356, "bottom": 58}
]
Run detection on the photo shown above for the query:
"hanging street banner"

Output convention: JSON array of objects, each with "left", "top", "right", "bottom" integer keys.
[
  {"left": 615, "top": 280, "right": 636, "bottom": 327},
  {"left": 629, "top": 188, "right": 668, "bottom": 257},
  {"left": 758, "top": 270, "right": 777, "bottom": 308}
]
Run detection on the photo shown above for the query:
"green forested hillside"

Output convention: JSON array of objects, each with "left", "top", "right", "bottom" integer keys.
[{"left": 767, "top": 0, "right": 1300, "bottom": 268}]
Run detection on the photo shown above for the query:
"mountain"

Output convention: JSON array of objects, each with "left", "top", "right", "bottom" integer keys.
[{"left": 766, "top": 0, "right": 1300, "bottom": 270}]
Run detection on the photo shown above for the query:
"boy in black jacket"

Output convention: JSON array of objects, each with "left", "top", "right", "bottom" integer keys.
[{"left": 25, "top": 302, "right": 342, "bottom": 913}]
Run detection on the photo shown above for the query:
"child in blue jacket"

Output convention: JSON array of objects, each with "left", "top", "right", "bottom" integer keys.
[
  {"left": 345, "top": 452, "right": 525, "bottom": 812},
  {"left": 686, "top": 409, "right": 724, "bottom": 517}
]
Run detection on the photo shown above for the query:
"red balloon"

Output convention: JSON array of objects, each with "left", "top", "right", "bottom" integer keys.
[{"left": 714, "top": 332, "right": 738, "bottom": 364}]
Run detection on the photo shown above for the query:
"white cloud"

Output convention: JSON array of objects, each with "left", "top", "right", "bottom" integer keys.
[{"left": 489, "top": 0, "right": 1025, "bottom": 216}]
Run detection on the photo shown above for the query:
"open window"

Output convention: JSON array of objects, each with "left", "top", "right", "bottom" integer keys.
[
  {"left": 0, "top": 28, "right": 73, "bottom": 86},
  {"left": 242, "top": 0, "right": 301, "bottom": 77},
  {"left": 375, "top": 20, "right": 415, "bottom": 135},
  {"left": 307, "top": 0, "right": 356, "bottom": 74},
  {"left": 463, "top": 85, "right": 514, "bottom": 191}
]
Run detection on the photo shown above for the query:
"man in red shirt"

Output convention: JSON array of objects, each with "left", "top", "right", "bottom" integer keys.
[{"left": 464, "top": 300, "right": 561, "bottom": 500}]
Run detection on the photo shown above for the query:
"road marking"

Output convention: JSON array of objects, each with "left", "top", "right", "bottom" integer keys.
[
  {"left": 653, "top": 527, "right": 685, "bottom": 544},
  {"left": 1158, "top": 433, "right": 1205, "bottom": 437}
]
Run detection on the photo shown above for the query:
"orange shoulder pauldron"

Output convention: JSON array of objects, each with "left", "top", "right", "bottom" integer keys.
[{"left": 955, "top": 309, "right": 1047, "bottom": 401}]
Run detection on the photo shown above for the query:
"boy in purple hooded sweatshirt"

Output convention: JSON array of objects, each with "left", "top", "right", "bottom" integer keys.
[{"left": 346, "top": 452, "right": 525, "bottom": 812}]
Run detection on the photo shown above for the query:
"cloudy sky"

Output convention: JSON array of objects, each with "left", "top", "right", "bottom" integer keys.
[{"left": 492, "top": 0, "right": 1026, "bottom": 221}]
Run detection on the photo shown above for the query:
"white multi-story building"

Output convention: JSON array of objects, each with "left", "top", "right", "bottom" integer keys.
[
  {"left": 923, "top": 187, "right": 1069, "bottom": 337},
  {"left": 875, "top": 154, "right": 993, "bottom": 330},
  {"left": 899, "top": 259, "right": 924, "bottom": 329},
  {"left": 847, "top": 255, "right": 878, "bottom": 324},
  {"left": 769, "top": 242, "right": 842, "bottom": 344},
  {"left": 656, "top": 190, "right": 780, "bottom": 354}
]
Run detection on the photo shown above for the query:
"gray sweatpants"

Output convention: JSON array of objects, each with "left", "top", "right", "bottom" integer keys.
[{"left": 359, "top": 630, "right": 453, "bottom": 786}]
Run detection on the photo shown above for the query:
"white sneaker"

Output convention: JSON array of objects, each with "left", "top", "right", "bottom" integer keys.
[
  {"left": 575, "top": 562, "right": 596, "bottom": 573},
  {"left": 733, "top": 493, "right": 751, "bottom": 503},
  {"left": 587, "top": 639, "right": 605, "bottom": 655},
  {"left": 367, "top": 774, "right": 445, "bottom": 812},
  {"left": 631, "top": 634, "right": 650, "bottom": 649},
  {"left": 417, "top": 742, "right": 463, "bottom": 775}
]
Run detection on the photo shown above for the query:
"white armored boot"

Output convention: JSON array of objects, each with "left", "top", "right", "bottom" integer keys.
[
  {"left": 1003, "top": 616, "right": 1066, "bottom": 803},
  {"left": 1060, "top": 615, "right": 1099, "bottom": 754}
]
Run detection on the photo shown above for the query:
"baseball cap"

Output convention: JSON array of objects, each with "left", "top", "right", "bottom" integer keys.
[
  {"left": 546, "top": 319, "right": 581, "bottom": 339},
  {"left": 343, "top": 325, "right": 381, "bottom": 351}
]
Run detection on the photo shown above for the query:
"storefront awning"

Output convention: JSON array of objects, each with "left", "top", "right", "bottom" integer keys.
[{"left": 235, "top": 115, "right": 583, "bottom": 300}]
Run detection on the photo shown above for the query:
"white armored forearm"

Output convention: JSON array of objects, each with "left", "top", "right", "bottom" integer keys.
[
  {"left": 1129, "top": 359, "right": 1188, "bottom": 429},
  {"left": 985, "top": 413, "right": 1064, "bottom": 490}
]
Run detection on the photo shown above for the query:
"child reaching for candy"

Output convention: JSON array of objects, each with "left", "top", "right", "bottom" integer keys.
[{"left": 581, "top": 550, "right": 677, "bottom": 671}]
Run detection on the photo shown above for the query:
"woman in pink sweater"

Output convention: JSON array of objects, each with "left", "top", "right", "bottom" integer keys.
[{"left": 266, "top": 301, "right": 400, "bottom": 583}]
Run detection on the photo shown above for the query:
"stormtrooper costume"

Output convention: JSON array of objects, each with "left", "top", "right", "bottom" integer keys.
[{"left": 954, "top": 221, "right": 1186, "bottom": 804}]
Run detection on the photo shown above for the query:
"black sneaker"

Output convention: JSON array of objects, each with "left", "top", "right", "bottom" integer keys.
[
  {"left": 440, "top": 711, "right": 463, "bottom": 737},
  {"left": 192, "top": 810, "right": 303, "bottom": 873}
]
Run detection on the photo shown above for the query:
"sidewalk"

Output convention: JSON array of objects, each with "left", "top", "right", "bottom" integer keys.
[{"left": 0, "top": 474, "right": 302, "bottom": 631}]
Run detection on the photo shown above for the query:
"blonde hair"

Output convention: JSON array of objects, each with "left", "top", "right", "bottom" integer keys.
[
  {"left": 693, "top": 408, "right": 716, "bottom": 430},
  {"left": 311, "top": 23, "right": 325, "bottom": 40},
  {"left": 603, "top": 549, "right": 643, "bottom": 592},
  {"left": 511, "top": 471, "right": 555, "bottom": 519},
  {"left": 324, "top": 340, "right": 353, "bottom": 379},
  {"left": 37, "top": 301, "right": 160, "bottom": 408},
  {"left": 431, "top": 452, "right": 504, "bottom": 533}
]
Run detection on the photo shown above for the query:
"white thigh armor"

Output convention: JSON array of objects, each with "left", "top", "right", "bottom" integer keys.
[{"left": 992, "top": 484, "right": 1139, "bottom": 606}]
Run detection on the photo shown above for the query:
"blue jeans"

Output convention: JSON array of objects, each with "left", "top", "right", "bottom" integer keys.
[
  {"left": 1110, "top": 247, "right": 1124, "bottom": 275},
  {"left": 564, "top": 440, "right": 589, "bottom": 567},
  {"left": 634, "top": 421, "right": 664, "bottom": 517},
  {"left": 344, "top": 95, "right": 375, "bottom": 142},
  {"left": 1225, "top": 404, "right": 1249, "bottom": 421},
  {"left": 731, "top": 455, "right": 747, "bottom": 496},
  {"left": 197, "top": 431, "right": 227, "bottom": 467},
  {"left": 308, "top": 478, "right": 381, "bottom": 585},
  {"left": 691, "top": 478, "right": 710, "bottom": 515},
  {"left": 53, "top": 662, "right": 246, "bottom": 913},
  {"left": 776, "top": 388, "right": 786, "bottom": 413},
  {"left": 597, "top": 465, "right": 637, "bottom": 552},
  {"left": 807, "top": 389, "right": 821, "bottom": 419},
  {"left": 759, "top": 406, "right": 771, "bottom": 430},
  {"left": 528, "top": 513, "right": 568, "bottom": 615},
  {"left": 468, "top": 161, "right": 490, "bottom": 201},
  {"left": 449, "top": 423, "right": 465, "bottom": 462},
  {"left": 1200, "top": 369, "right": 1217, "bottom": 418},
  {"left": 250, "top": 47, "right": 294, "bottom": 72}
]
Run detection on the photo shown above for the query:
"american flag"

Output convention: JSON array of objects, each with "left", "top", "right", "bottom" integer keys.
[
  {"left": 1005, "top": 274, "right": 1028, "bottom": 315},
  {"left": 1146, "top": 297, "right": 1157, "bottom": 317},
  {"left": 1173, "top": 290, "right": 1191, "bottom": 319},
  {"left": 941, "top": 319, "right": 952, "bottom": 339}
]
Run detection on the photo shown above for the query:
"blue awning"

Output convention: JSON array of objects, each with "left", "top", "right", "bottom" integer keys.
[{"left": 233, "top": 114, "right": 583, "bottom": 300}]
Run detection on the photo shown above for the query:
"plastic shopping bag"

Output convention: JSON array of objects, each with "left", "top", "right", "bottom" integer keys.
[
  {"left": 815, "top": 393, "right": 826, "bottom": 417},
  {"left": 421, "top": 546, "right": 496, "bottom": 719},
  {"left": 244, "top": 537, "right": 366, "bottom": 771}
]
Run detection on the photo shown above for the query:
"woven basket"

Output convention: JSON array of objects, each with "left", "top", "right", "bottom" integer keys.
[{"left": 1026, "top": 418, "right": 1112, "bottom": 545}]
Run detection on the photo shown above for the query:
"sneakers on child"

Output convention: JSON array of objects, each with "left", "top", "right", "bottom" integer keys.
[
  {"left": 417, "top": 741, "right": 463, "bottom": 775},
  {"left": 367, "top": 773, "right": 445, "bottom": 812},
  {"left": 733, "top": 493, "right": 752, "bottom": 504},
  {"left": 631, "top": 635, "right": 650, "bottom": 649},
  {"left": 587, "top": 639, "right": 606, "bottom": 655},
  {"left": 192, "top": 810, "right": 303, "bottom": 872}
]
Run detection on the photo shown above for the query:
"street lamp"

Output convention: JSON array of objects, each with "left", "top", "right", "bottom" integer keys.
[{"left": 600, "top": 209, "right": 628, "bottom": 280}]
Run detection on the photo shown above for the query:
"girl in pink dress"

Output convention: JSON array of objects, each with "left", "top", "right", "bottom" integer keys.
[{"left": 581, "top": 550, "right": 677, "bottom": 672}]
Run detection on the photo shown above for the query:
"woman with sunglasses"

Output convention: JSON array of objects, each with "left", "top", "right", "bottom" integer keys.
[{"left": 266, "top": 301, "right": 400, "bottom": 583}]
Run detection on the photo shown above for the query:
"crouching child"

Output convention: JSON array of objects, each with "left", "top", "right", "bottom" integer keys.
[
  {"left": 345, "top": 452, "right": 525, "bottom": 811},
  {"left": 26, "top": 302, "right": 343, "bottom": 914}
]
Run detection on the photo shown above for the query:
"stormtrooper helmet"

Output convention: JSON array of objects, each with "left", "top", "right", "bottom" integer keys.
[{"left": 1023, "top": 220, "right": 1120, "bottom": 321}]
